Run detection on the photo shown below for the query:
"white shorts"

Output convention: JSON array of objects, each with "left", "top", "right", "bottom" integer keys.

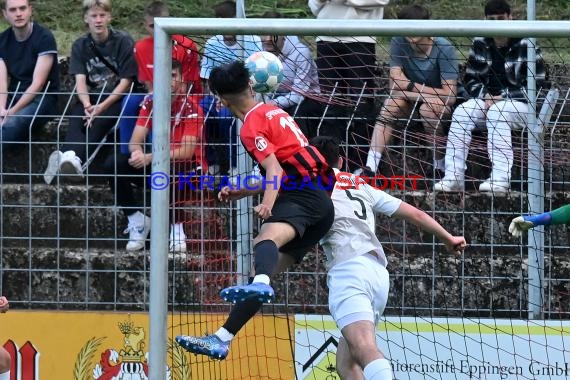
[{"left": 327, "top": 253, "right": 390, "bottom": 331}]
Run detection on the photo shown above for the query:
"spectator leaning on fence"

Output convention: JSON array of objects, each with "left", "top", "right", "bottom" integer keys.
[
  {"left": 102, "top": 60, "right": 206, "bottom": 253},
  {"left": 43, "top": 0, "right": 138, "bottom": 184},
  {"left": 0, "top": 0, "right": 60, "bottom": 150},
  {"left": 312, "top": 136, "right": 466, "bottom": 380},
  {"left": 362, "top": 4, "right": 462, "bottom": 176},
  {"left": 0, "top": 296, "right": 10, "bottom": 380},
  {"left": 433, "top": 0, "right": 546, "bottom": 194}
]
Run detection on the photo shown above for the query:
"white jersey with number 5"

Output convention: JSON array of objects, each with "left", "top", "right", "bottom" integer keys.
[{"left": 320, "top": 169, "right": 402, "bottom": 270}]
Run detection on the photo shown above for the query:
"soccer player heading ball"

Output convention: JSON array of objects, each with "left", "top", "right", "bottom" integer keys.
[{"left": 176, "top": 60, "right": 335, "bottom": 360}]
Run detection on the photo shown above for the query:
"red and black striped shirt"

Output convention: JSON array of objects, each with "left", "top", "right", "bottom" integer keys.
[{"left": 240, "top": 103, "right": 334, "bottom": 189}]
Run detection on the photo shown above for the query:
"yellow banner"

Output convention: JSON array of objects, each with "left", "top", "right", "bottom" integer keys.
[{"left": 2, "top": 311, "right": 294, "bottom": 380}]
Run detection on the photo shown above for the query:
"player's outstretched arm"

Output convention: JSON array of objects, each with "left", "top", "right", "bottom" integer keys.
[
  {"left": 393, "top": 202, "right": 466, "bottom": 255},
  {"left": 509, "top": 203, "right": 570, "bottom": 237}
]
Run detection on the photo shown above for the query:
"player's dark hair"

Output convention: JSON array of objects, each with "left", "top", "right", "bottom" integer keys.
[
  {"left": 209, "top": 60, "right": 250, "bottom": 96},
  {"left": 213, "top": 0, "right": 236, "bottom": 18},
  {"left": 397, "top": 4, "right": 430, "bottom": 20},
  {"left": 310, "top": 136, "right": 341, "bottom": 169},
  {"left": 484, "top": 0, "right": 511, "bottom": 16}
]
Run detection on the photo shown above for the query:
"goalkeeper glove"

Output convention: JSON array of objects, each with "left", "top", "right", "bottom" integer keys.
[{"left": 508, "top": 216, "right": 535, "bottom": 237}]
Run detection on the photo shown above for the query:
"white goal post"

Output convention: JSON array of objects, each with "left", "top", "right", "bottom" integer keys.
[{"left": 150, "top": 18, "right": 570, "bottom": 379}]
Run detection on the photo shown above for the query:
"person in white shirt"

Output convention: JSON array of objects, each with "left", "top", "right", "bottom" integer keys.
[{"left": 311, "top": 136, "right": 466, "bottom": 380}]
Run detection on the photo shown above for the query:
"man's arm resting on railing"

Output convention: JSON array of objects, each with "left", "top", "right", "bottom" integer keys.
[
  {"left": 75, "top": 74, "right": 91, "bottom": 109},
  {"left": 96, "top": 78, "right": 132, "bottom": 113},
  {"left": 7, "top": 54, "right": 55, "bottom": 115}
]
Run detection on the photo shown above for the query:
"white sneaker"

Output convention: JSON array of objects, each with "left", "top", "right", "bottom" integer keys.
[
  {"left": 59, "top": 150, "right": 84, "bottom": 177},
  {"left": 433, "top": 178, "right": 464, "bottom": 192},
  {"left": 170, "top": 223, "right": 187, "bottom": 253},
  {"left": 124, "top": 212, "right": 151, "bottom": 251},
  {"left": 479, "top": 178, "right": 510, "bottom": 193},
  {"left": 44, "top": 150, "right": 62, "bottom": 184}
]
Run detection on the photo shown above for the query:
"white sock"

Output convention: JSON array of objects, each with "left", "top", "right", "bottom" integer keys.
[
  {"left": 253, "top": 274, "right": 270, "bottom": 285},
  {"left": 0, "top": 371, "right": 10, "bottom": 380},
  {"left": 363, "top": 358, "right": 392, "bottom": 380},
  {"left": 434, "top": 158, "right": 445, "bottom": 172},
  {"left": 366, "top": 150, "right": 382, "bottom": 171},
  {"left": 214, "top": 327, "right": 235, "bottom": 343}
]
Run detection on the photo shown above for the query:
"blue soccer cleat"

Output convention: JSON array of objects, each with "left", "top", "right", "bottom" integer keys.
[
  {"left": 175, "top": 334, "right": 230, "bottom": 360},
  {"left": 220, "top": 282, "right": 275, "bottom": 303}
]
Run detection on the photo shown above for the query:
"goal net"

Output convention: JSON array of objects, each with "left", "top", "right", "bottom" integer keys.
[{"left": 150, "top": 16, "right": 570, "bottom": 380}]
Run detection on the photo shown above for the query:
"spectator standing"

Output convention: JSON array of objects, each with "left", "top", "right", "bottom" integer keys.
[
  {"left": 200, "top": 0, "right": 262, "bottom": 178},
  {"left": 259, "top": 11, "right": 323, "bottom": 138},
  {"left": 309, "top": 0, "right": 388, "bottom": 172},
  {"left": 0, "top": 0, "right": 59, "bottom": 150},
  {"left": 309, "top": 0, "right": 388, "bottom": 101},
  {"left": 363, "top": 5, "right": 462, "bottom": 175},
  {"left": 43, "top": 0, "right": 138, "bottom": 184},
  {"left": 434, "top": 0, "right": 546, "bottom": 193}
]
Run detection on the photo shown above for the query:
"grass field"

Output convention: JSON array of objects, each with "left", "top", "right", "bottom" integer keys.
[{"left": 3, "top": 0, "right": 567, "bottom": 56}]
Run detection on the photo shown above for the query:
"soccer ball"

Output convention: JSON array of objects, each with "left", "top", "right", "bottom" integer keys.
[{"left": 245, "top": 51, "right": 284, "bottom": 93}]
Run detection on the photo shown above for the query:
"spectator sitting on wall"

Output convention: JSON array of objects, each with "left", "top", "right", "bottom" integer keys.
[
  {"left": 0, "top": 0, "right": 60, "bottom": 154},
  {"left": 362, "top": 4, "right": 463, "bottom": 176},
  {"left": 43, "top": 0, "right": 138, "bottom": 184},
  {"left": 433, "top": 0, "right": 546, "bottom": 194},
  {"left": 102, "top": 60, "right": 207, "bottom": 253},
  {"left": 116, "top": 1, "right": 203, "bottom": 156}
]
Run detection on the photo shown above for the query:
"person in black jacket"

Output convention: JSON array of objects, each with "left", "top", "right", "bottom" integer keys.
[{"left": 434, "top": 0, "right": 546, "bottom": 193}]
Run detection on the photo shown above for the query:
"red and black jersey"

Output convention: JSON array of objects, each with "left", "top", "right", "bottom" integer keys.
[{"left": 240, "top": 103, "right": 334, "bottom": 188}]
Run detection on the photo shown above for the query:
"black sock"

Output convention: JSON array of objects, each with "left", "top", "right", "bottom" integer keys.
[
  {"left": 253, "top": 240, "right": 278, "bottom": 277},
  {"left": 222, "top": 300, "right": 263, "bottom": 335}
]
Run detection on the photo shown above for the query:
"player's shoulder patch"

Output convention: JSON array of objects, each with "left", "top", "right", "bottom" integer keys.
[{"left": 255, "top": 136, "right": 268, "bottom": 151}]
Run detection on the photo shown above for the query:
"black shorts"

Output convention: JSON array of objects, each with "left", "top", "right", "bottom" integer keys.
[{"left": 264, "top": 185, "right": 334, "bottom": 262}]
